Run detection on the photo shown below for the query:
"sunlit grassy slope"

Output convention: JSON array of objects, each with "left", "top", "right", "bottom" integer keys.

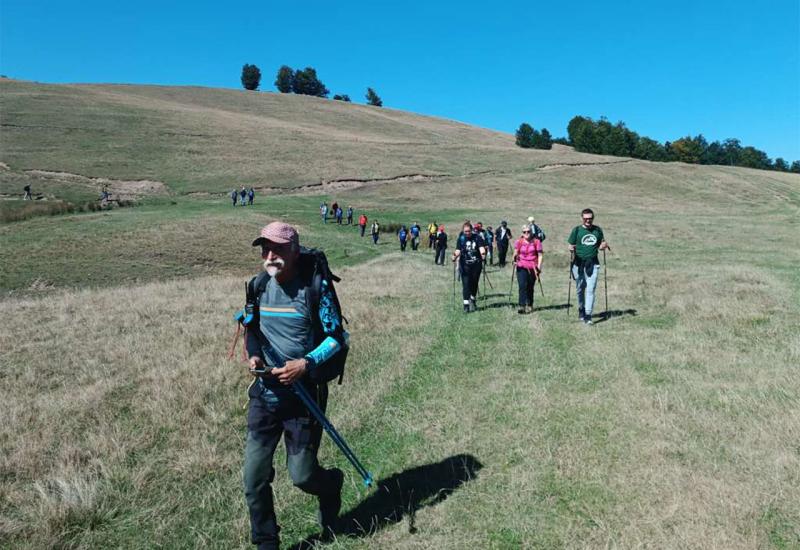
[{"left": 1, "top": 80, "right": 799, "bottom": 549}]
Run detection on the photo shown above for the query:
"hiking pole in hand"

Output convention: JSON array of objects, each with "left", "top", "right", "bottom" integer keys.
[
  {"left": 483, "top": 260, "right": 494, "bottom": 290},
  {"left": 537, "top": 269, "right": 545, "bottom": 299},
  {"left": 508, "top": 262, "right": 516, "bottom": 303},
  {"left": 566, "top": 252, "right": 573, "bottom": 316},
  {"left": 258, "top": 339, "right": 374, "bottom": 488},
  {"left": 452, "top": 259, "right": 457, "bottom": 309},
  {"left": 603, "top": 248, "right": 609, "bottom": 320}
]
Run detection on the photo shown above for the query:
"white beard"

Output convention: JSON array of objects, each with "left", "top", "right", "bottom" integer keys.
[{"left": 263, "top": 259, "right": 284, "bottom": 277}]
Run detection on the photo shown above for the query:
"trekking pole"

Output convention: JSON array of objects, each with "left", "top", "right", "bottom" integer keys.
[
  {"left": 566, "top": 252, "right": 573, "bottom": 316},
  {"left": 603, "top": 248, "right": 609, "bottom": 319},
  {"left": 452, "top": 259, "right": 457, "bottom": 309},
  {"left": 508, "top": 262, "right": 516, "bottom": 303},
  {"left": 483, "top": 260, "right": 494, "bottom": 290},
  {"left": 258, "top": 339, "right": 374, "bottom": 487},
  {"left": 537, "top": 270, "right": 545, "bottom": 298}
]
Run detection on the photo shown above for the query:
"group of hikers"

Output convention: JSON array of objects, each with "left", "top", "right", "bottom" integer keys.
[
  {"left": 319, "top": 201, "right": 354, "bottom": 225},
  {"left": 232, "top": 186, "right": 257, "bottom": 207},
  {"left": 451, "top": 209, "right": 609, "bottom": 324},
  {"left": 234, "top": 206, "right": 609, "bottom": 549}
]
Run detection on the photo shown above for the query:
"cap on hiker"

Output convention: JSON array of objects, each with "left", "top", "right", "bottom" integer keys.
[
  {"left": 527, "top": 216, "right": 535, "bottom": 223},
  {"left": 501, "top": 220, "right": 507, "bottom": 226},
  {"left": 438, "top": 224, "right": 445, "bottom": 231},
  {"left": 252, "top": 221, "right": 299, "bottom": 247},
  {"left": 475, "top": 222, "right": 483, "bottom": 230}
]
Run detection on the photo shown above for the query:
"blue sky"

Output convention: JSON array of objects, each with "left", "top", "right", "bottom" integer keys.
[{"left": 2, "top": 0, "right": 799, "bottom": 161}]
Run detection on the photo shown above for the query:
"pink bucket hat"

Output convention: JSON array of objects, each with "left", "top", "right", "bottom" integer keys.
[{"left": 252, "top": 221, "right": 299, "bottom": 247}]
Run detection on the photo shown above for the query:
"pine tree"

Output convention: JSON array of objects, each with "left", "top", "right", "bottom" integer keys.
[
  {"left": 366, "top": 87, "right": 383, "bottom": 106},
  {"left": 275, "top": 65, "right": 294, "bottom": 93},
  {"left": 241, "top": 64, "right": 261, "bottom": 91}
]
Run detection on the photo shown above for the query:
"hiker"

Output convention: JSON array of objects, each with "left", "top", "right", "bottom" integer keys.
[
  {"left": 331, "top": 202, "right": 339, "bottom": 217},
  {"left": 371, "top": 220, "right": 380, "bottom": 244},
  {"left": 513, "top": 224, "right": 544, "bottom": 314},
  {"left": 410, "top": 222, "right": 421, "bottom": 250},
  {"left": 485, "top": 225, "right": 495, "bottom": 265},
  {"left": 243, "top": 221, "right": 346, "bottom": 549},
  {"left": 398, "top": 225, "right": 408, "bottom": 252},
  {"left": 240, "top": 186, "right": 248, "bottom": 206},
  {"left": 23, "top": 184, "right": 32, "bottom": 200},
  {"left": 527, "top": 216, "right": 546, "bottom": 241},
  {"left": 335, "top": 207, "right": 343, "bottom": 225},
  {"left": 495, "top": 221, "right": 512, "bottom": 267},
  {"left": 453, "top": 222, "right": 486, "bottom": 313},
  {"left": 428, "top": 221, "right": 437, "bottom": 249},
  {"left": 320, "top": 202, "right": 328, "bottom": 223},
  {"left": 568, "top": 208, "right": 609, "bottom": 325},
  {"left": 434, "top": 224, "right": 447, "bottom": 265},
  {"left": 359, "top": 213, "right": 368, "bottom": 237},
  {"left": 346, "top": 206, "right": 353, "bottom": 225},
  {"left": 232, "top": 189, "right": 239, "bottom": 207},
  {"left": 248, "top": 187, "right": 255, "bottom": 206}
]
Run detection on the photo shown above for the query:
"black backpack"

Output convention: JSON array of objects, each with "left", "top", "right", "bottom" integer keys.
[{"left": 247, "top": 247, "right": 349, "bottom": 384}]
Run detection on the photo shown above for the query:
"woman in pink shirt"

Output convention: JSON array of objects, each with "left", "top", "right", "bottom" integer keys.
[{"left": 512, "top": 224, "right": 544, "bottom": 314}]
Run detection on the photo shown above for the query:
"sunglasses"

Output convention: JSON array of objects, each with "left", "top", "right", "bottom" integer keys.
[
  {"left": 522, "top": 230, "right": 531, "bottom": 234},
  {"left": 260, "top": 243, "right": 291, "bottom": 258},
  {"left": 582, "top": 217, "right": 594, "bottom": 221}
]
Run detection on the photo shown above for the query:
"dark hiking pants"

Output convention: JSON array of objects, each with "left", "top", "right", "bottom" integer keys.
[
  {"left": 243, "top": 382, "right": 339, "bottom": 547},
  {"left": 360, "top": 224, "right": 366, "bottom": 237},
  {"left": 461, "top": 263, "right": 482, "bottom": 302},
  {"left": 497, "top": 242, "right": 509, "bottom": 266},
  {"left": 435, "top": 247, "right": 446, "bottom": 265},
  {"left": 517, "top": 266, "right": 536, "bottom": 307}
]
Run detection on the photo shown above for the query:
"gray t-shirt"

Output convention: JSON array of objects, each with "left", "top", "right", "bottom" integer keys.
[{"left": 258, "top": 276, "right": 315, "bottom": 368}]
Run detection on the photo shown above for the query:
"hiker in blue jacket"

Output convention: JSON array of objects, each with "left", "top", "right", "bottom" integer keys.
[{"left": 398, "top": 225, "right": 408, "bottom": 252}]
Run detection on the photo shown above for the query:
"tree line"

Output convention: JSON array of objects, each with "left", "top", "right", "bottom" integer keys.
[
  {"left": 241, "top": 63, "right": 382, "bottom": 106},
  {"left": 563, "top": 116, "right": 799, "bottom": 173}
]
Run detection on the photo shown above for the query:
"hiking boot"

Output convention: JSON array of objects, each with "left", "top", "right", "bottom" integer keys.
[
  {"left": 463, "top": 304, "right": 470, "bottom": 313},
  {"left": 517, "top": 307, "right": 526, "bottom": 314},
  {"left": 469, "top": 299, "right": 477, "bottom": 312},
  {"left": 579, "top": 307, "right": 585, "bottom": 319},
  {"left": 318, "top": 468, "right": 344, "bottom": 536},
  {"left": 584, "top": 317, "right": 593, "bottom": 325}
]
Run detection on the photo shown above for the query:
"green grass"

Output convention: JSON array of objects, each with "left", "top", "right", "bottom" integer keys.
[{"left": 1, "top": 81, "right": 800, "bottom": 549}]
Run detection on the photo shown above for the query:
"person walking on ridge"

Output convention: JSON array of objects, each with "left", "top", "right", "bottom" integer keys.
[
  {"left": 240, "top": 186, "right": 248, "bottom": 206},
  {"left": 398, "top": 225, "right": 408, "bottom": 252},
  {"left": 320, "top": 202, "right": 328, "bottom": 223},
  {"left": 495, "top": 221, "right": 512, "bottom": 267},
  {"left": 513, "top": 224, "right": 544, "bottom": 314},
  {"left": 346, "top": 207, "right": 353, "bottom": 225},
  {"left": 359, "top": 213, "right": 368, "bottom": 237},
  {"left": 242, "top": 222, "right": 347, "bottom": 549},
  {"left": 434, "top": 224, "right": 448, "bottom": 265},
  {"left": 371, "top": 220, "right": 380, "bottom": 244},
  {"left": 453, "top": 222, "right": 486, "bottom": 313},
  {"left": 428, "top": 221, "right": 437, "bottom": 249},
  {"left": 248, "top": 187, "right": 255, "bottom": 206},
  {"left": 410, "top": 222, "right": 421, "bottom": 251},
  {"left": 567, "top": 208, "right": 609, "bottom": 325}
]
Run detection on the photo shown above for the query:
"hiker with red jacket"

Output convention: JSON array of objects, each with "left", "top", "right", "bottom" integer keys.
[
  {"left": 358, "top": 213, "right": 368, "bottom": 237},
  {"left": 243, "top": 222, "right": 346, "bottom": 549},
  {"left": 512, "top": 224, "right": 544, "bottom": 314}
]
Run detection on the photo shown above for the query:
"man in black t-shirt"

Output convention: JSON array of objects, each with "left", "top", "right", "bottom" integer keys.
[
  {"left": 495, "top": 221, "right": 512, "bottom": 267},
  {"left": 453, "top": 222, "right": 486, "bottom": 312}
]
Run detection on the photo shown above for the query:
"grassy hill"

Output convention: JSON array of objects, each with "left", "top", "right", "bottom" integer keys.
[{"left": 1, "top": 81, "right": 799, "bottom": 549}]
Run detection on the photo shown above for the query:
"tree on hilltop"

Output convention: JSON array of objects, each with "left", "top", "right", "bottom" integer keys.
[
  {"left": 366, "top": 88, "right": 383, "bottom": 106},
  {"left": 275, "top": 65, "right": 294, "bottom": 93},
  {"left": 333, "top": 94, "right": 352, "bottom": 102},
  {"left": 515, "top": 123, "right": 535, "bottom": 148},
  {"left": 791, "top": 161, "right": 800, "bottom": 173},
  {"left": 241, "top": 64, "right": 262, "bottom": 91},
  {"left": 292, "top": 67, "right": 329, "bottom": 97}
]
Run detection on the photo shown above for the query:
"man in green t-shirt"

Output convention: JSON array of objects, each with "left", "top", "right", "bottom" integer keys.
[{"left": 567, "top": 208, "right": 609, "bottom": 325}]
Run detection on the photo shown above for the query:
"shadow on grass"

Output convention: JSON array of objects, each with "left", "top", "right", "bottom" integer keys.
[
  {"left": 290, "top": 453, "right": 483, "bottom": 549},
  {"left": 593, "top": 309, "right": 638, "bottom": 323}
]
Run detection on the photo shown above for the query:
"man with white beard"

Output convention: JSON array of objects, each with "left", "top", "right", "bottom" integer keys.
[{"left": 242, "top": 221, "right": 346, "bottom": 550}]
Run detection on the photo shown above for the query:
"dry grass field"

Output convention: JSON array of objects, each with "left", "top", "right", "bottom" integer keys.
[{"left": 1, "top": 81, "right": 799, "bottom": 549}]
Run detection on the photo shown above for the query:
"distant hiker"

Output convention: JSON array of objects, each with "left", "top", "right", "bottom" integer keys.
[
  {"left": 359, "top": 213, "right": 368, "bottom": 237},
  {"left": 485, "top": 225, "right": 495, "bottom": 265},
  {"left": 232, "top": 189, "right": 239, "bottom": 207},
  {"left": 427, "top": 222, "right": 437, "bottom": 249},
  {"left": 568, "top": 208, "right": 609, "bottom": 325},
  {"left": 240, "top": 186, "right": 247, "bottom": 206},
  {"left": 453, "top": 222, "right": 486, "bottom": 313},
  {"left": 346, "top": 207, "right": 353, "bottom": 225},
  {"left": 243, "top": 221, "right": 347, "bottom": 548},
  {"left": 371, "top": 221, "right": 380, "bottom": 244},
  {"left": 410, "top": 222, "right": 421, "bottom": 250},
  {"left": 335, "top": 207, "right": 343, "bottom": 225},
  {"left": 526, "top": 215, "right": 546, "bottom": 241},
  {"left": 434, "top": 224, "right": 448, "bottom": 265},
  {"left": 320, "top": 202, "right": 328, "bottom": 223},
  {"left": 248, "top": 187, "right": 255, "bottom": 206},
  {"left": 23, "top": 185, "right": 32, "bottom": 200},
  {"left": 331, "top": 202, "right": 339, "bottom": 216},
  {"left": 495, "top": 221, "right": 512, "bottom": 267},
  {"left": 513, "top": 225, "right": 544, "bottom": 314},
  {"left": 398, "top": 225, "right": 408, "bottom": 252}
]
